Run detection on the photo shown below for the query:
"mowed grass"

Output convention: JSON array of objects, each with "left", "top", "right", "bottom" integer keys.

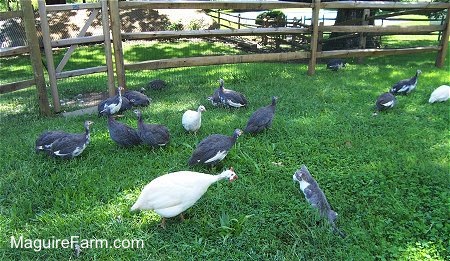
[{"left": 0, "top": 40, "right": 449, "bottom": 260}]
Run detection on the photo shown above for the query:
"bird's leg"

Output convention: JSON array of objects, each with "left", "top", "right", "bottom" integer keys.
[{"left": 159, "top": 218, "right": 167, "bottom": 229}]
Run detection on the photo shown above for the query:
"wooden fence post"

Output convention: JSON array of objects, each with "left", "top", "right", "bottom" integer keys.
[
  {"left": 317, "top": 22, "right": 324, "bottom": 52},
  {"left": 435, "top": 8, "right": 449, "bottom": 68},
  {"left": 20, "top": 0, "right": 51, "bottom": 116},
  {"left": 38, "top": 0, "right": 60, "bottom": 112},
  {"left": 108, "top": 0, "right": 126, "bottom": 90},
  {"left": 308, "top": 0, "right": 320, "bottom": 76},
  {"left": 101, "top": 0, "right": 115, "bottom": 97},
  {"left": 358, "top": 9, "right": 370, "bottom": 64}
]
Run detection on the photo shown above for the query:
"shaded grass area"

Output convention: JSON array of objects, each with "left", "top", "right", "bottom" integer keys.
[{"left": 0, "top": 40, "right": 449, "bottom": 260}]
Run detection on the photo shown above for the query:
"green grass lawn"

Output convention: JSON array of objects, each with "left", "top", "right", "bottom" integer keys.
[{"left": 0, "top": 38, "right": 449, "bottom": 260}]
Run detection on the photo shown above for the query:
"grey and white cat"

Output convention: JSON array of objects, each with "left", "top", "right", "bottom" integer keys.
[{"left": 293, "top": 165, "right": 346, "bottom": 238}]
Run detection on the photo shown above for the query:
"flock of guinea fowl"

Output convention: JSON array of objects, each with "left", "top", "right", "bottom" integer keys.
[{"left": 35, "top": 59, "right": 449, "bottom": 232}]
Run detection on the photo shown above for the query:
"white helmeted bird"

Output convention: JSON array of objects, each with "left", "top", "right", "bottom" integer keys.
[
  {"left": 131, "top": 168, "right": 238, "bottom": 228},
  {"left": 182, "top": 105, "right": 206, "bottom": 133},
  {"left": 428, "top": 85, "right": 450, "bottom": 103}
]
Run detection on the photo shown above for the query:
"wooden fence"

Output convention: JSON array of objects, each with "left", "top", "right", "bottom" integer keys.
[
  {"left": 0, "top": 0, "right": 50, "bottom": 115},
  {"left": 0, "top": 0, "right": 449, "bottom": 115}
]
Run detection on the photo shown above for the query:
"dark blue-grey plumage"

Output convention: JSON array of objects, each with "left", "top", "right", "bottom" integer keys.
[
  {"left": 326, "top": 59, "right": 346, "bottom": 71},
  {"left": 107, "top": 113, "right": 141, "bottom": 147},
  {"left": 188, "top": 129, "right": 242, "bottom": 166},
  {"left": 98, "top": 86, "right": 124, "bottom": 116},
  {"left": 293, "top": 165, "right": 346, "bottom": 238},
  {"left": 123, "top": 88, "right": 151, "bottom": 107},
  {"left": 207, "top": 88, "right": 221, "bottom": 107},
  {"left": 35, "top": 131, "right": 70, "bottom": 152},
  {"left": 390, "top": 69, "right": 421, "bottom": 95},
  {"left": 244, "top": 96, "right": 277, "bottom": 134},
  {"left": 376, "top": 92, "right": 397, "bottom": 112},
  {"left": 148, "top": 79, "right": 167, "bottom": 90},
  {"left": 36, "top": 121, "right": 93, "bottom": 159},
  {"left": 134, "top": 110, "right": 170, "bottom": 147},
  {"left": 218, "top": 79, "right": 248, "bottom": 108},
  {"left": 118, "top": 96, "right": 132, "bottom": 113}
]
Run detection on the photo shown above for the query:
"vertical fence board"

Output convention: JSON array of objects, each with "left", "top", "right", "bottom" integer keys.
[
  {"left": 308, "top": 0, "right": 320, "bottom": 75},
  {"left": 108, "top": 0, "right": 126, "bottom": 90},
  {"left": 102, "top": 0, "right": 115, "bottom": 96},
  {"left": 38, "top": 0, "right": 60, "bottom": 112},
  {"left": 435, "top": 8, "right": 449, "bottom": 68},
  {"left": 358, "top": 9, "right": 370, "bottom": 64},
  {"left": 20, "top": 0, "right": 51, "bottom": 115}
]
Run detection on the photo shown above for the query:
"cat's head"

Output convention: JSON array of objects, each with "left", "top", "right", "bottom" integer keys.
[{"left": 293, "top": 165, "right": 312, "bottom": 182}]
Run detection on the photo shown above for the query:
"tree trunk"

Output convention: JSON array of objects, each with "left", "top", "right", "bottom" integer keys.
[{"left": 323, "top": 9, "right": 380, "bottom": 50}]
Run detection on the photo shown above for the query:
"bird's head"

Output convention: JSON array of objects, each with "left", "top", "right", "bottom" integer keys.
[
  {"left": 84, "top": 120, "right": 94, "bottom": 128},
  {"left": 416, "top": 69, "right": 422, "bottom": 75},
  {"left": 271, "top": 96, "right": 278, "bottom": 106},
  {"left": 233, "top": 129, "right": 243, "bottom": 138},
  {"left": 140, "top": 87, "right": 146, "bottom": 93},
  {"left": 133, "top": 109, "right": 142, "bottom": 118},
  {"left": 117, "top": 86, "right": 124, "bottom": 93},
  {"left": 198, "top": 105, "right": 206, "bottom": 112},
  {"left": 222, "top": 167, "right": 238, "bottom": 182},
  {"left": 218, "top": 79, "right": 225, "bottom": 89}
]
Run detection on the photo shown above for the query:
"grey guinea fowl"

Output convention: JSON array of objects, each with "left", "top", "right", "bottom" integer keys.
[
  {"left": 244, "top": 96, "right": 277, "bottom": 134},
  {"left": 293, "top": 165, "right": 346, "bottom": 238},
  {"left": 218, "top": 79, "right": 248, "bottom": 108},
  {"left": 98, "top": 86, "right": 124, "bottom": 116},
  {"left": 207, "top": 88, "right": 221, "bottom": 107},
  {"left": 36, "top": 121, "right": 93, "bottom": 159},
  {"left": 123, "top": 88, "right": 151, "bottom": 107},
  {"left": 390, "top": 69, "right": 421, "bottom": 95},
  {"left": 375, "top": 92, "right": 397, "bottom": 112},
  {"left": 118, "top": 96, "right": 132, "bottom": 113},
  {"left": 326, "top": 59, "right": 346, "bottom": 71},
  {"left": 107, "top": 110, "right": 141, "bottom": 147},
  {"left": 148, "top": 79, "right": 167, "bottom": 90},
  {"left": 188, "top": 129, "right": 242, "bottom": 166},
  {"left": 134, "top": 110, "right": 170, "bottom": 147}
]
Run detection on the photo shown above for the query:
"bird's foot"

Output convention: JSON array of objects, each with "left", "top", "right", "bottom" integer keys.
[
  {"left": 159, "top": 218, "right": 167, "bottom": 229},
  {"left": 179, "top": 213, "right": 186, "bottom": 222}
]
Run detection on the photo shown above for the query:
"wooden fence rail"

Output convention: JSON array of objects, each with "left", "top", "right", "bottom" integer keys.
[{"left": 0, "top": 0, "right": 449, "bottom": 116}]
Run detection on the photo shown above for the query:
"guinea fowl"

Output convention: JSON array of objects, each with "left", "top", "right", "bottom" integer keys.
[
  {"left": 207, "top": 88, "right": 221, "bottom": 107},
  {"left": 123, "top": 88, "right": 151, "bottom": 107},
  {"left": 390, "top": 69, "right": 421, "bottom": 95},
  {"left": 35, "top": 121, "right": 93, "bottom": 159},
  {"left": 107, "top": 110, "right": 141, "bottom": 147},
  {"left": 375, "top": 92, "right": 397, "bottom": 113},
  {"left": 182, "top": 105, "right": 206, "bottom": 133},
  {"left": 218, "top": 79, "right": 248, "bottom": 108},
  {"left": 98, "top": 86, "right": 124, "bottom": 116},
  {"left": 148, "top": 79, "right": 167, "bottom": 90},
  {"left": 244, "top": 96, "right": 277, "bottom": 134},
  {"left": 188, "top": 129, "right": 242, "bottom": 166},
  {"left": 326, "top": 59, "right": 346, "bottom": 71},
  {"left": 429, "top": 85, "right": 450, "bottom": 103},
  {"left": 134, "top": 110, "right": 170, "bottom": 147},
  {"left": 293, "top": 165, "right": 346, "bottom": 238},
  {"left": 131, "top": 168, "right": 238, "bottom": 228},
  {"left": 118, "top": 96, "right": 132, "bottom": 113}
]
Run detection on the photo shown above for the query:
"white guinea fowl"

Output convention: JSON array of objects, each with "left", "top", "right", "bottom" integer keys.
[
  {"left": 429, "top": 85, "right": 450, "bottom": 103},
  {"left": 131, "top": 168, "right": 238, "bottom": 228},
  {"left": 182, "top": 105, "right": 206, "bottom": 133}
]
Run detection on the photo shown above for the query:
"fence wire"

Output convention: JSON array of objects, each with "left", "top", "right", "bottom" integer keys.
[{"left": 0, "top": 14, "right": 27, "bottom": 48}]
